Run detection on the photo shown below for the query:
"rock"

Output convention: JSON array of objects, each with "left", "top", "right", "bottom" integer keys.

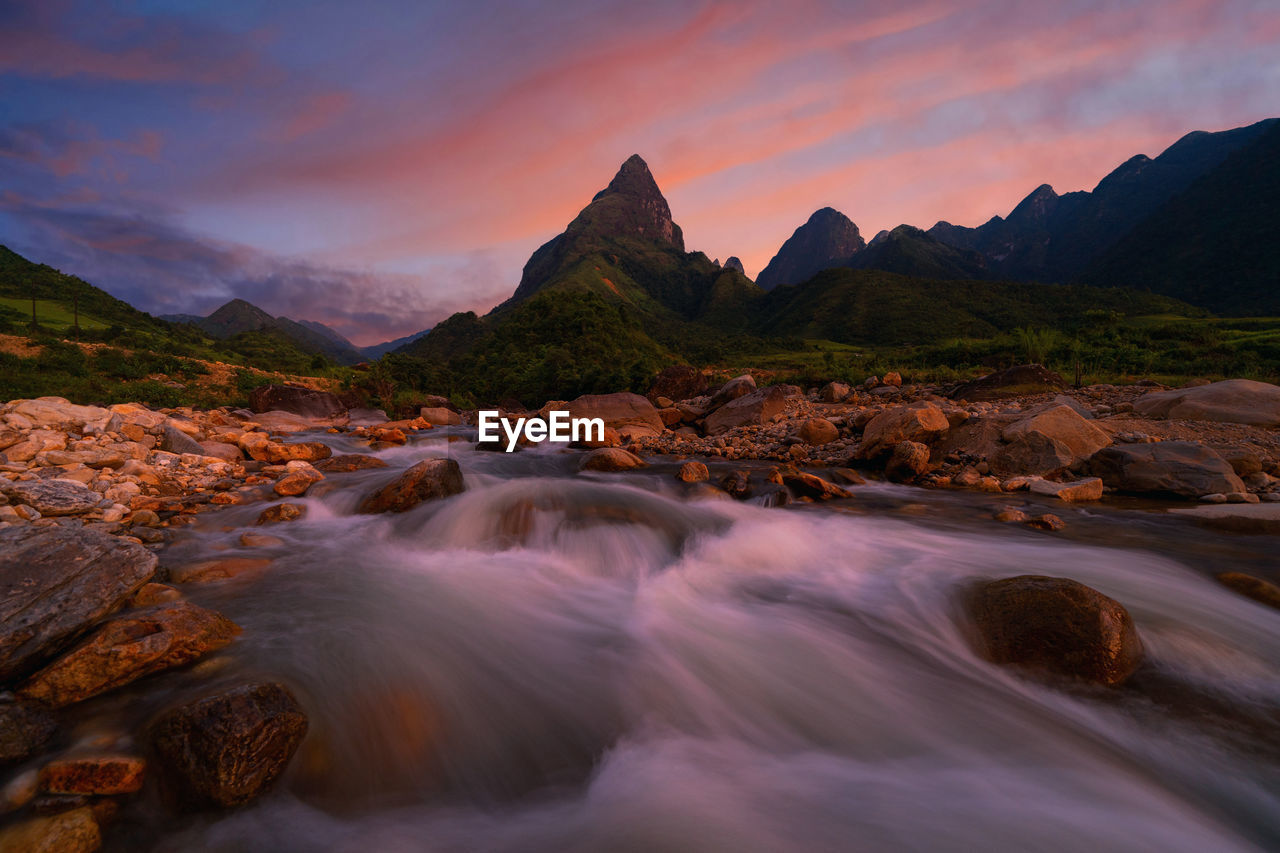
[
  {"left": 131, "top": 583, "right": 182, "bottom": 606},
  {"left": 657, "top": 407, "right": 683, "bottom": 428},
  {"left": 1132, "top": 379, "right": 1280, "bottom": 427},
  {"left": 356, "top": 459, "right": 465, "bottom": 513},
  {"left": 239, "top": 532, "right": 284, "bottom": 548},
  {"left": 676, "top": 461, "right": 709, "bottom": 483},
  {"left": 989, "top": 432, "right": 1075, "bottom": 478},
  {"left": 39, "top": 756, "right": 145, "bottom": 795},
  {"left": 255, "top": 503, "right": 306, "bottom": 525},
  {"left": 169, "top": 558, "right": 272, "bottom": 584},
  {"left": 274, "top": 465, "right": 323, "bottom": 497},
  {"left": 720, "top": 470, "right": 752, "bottom": 499},
  {"left": 419, "top": 407, "right": 462, "bottom": 426},
  {"left": 1089, "top": 442, "right": 1245, "bottom": 499},
  {"left": 9, "top": 398, "right": 112, "bottom": 431},
  {"left": 1167, "top": 503, "right": 1280, "bottom": 534},
  {"left": 647, "top": 366, "right": 708, "bottom": 403},
  {"left": 0, "top": 698, "right": 57, "bottom": 764},
  {"left": 315, "top": 454, "right": 387, "bottom": 473},
  {"left": 1026, "top": 513, "right": 1066, "bottom": 531},
  {"left": 779, "top": 469, "right": 852, "bottom": 501},
  {"left": 248, "top": 385, "right": 344, "bottom": 418},
  {"left": 563, "top": 392, "right": 664, "bottom": 440},
  {"left": 263, "top": 442, "right": 332, "bottom": 464},
  {"left": 819, "top": 381, "right": 850, "bottom": 403},
  {"left": 994, "top": 508, "right": 1029, "bottom": 523},
  {"left": 705, "top": 387, "right": 789, "bottom": 435},
  {"left": 1211, "top": 447, "right": 1264, "bottom": 477},
  {"left": 798, "top": 418, "right": 839, "bottom": 446},
  {"left": 129, "top": 509, "right": 160, "bottom": 527},
  {"left": 0, "top": 526, "right": 157, "bottom": 681},
  {"left": 1215, "top": 572, "right": 1280, "bottom": 610},
  {"left": 0, "top": 479, "right": 99, "bottom": 517},
  {"left": 160, "top": 425, "right": 205, "bottom": 456},
  {"left": 148, "top": 682, "right": 308, "bottom": 808},
  {"left": 882, "top": 371, "right": 902, "bottom": 387},
  {"left": 951, "top": 364, "right": 1067, "bottom": 401},
  {"left": 345, "top": 408, "right": 388, "bottom": 427},
  {"left": 0, "top": 806, "right": 100, "bottom": 853},
  {"left": 965, "top": 575, "right": 1143, "bottom": 686},
  {"left": 708, "top": 374, "right": 756, "bottom": 409},
  {"left": 1001, "top": 405, "right": 1110, "bottom": 461},
  {"left": 570, "top": 425, "right": 621, "bottom": 449},
  {"left": 198, "top": 442, "right": 243, "bottom": 463},
  {"left": 580, "top": 447, "right": 648, "bottom": 472},
  {"left": 885, "top": 441, "right": 930, "bottom": 482},
  {"left": 19, "top": 601, "right": 240, "bottom": 708},
  {"left": 856, "top": 403, "right": 949, "bottom": 458},
  {"left": 1028, "top": 477, "right": 1104, "bottom": 502}
]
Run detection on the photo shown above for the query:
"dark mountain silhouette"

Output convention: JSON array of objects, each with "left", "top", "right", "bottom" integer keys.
[
  {"left": 171, "top": 299, "right": 366, "bottom": 365},
  {"left": 846, "top": 225, "right": 990, "bottom": 280},
  {"left": 723, "top": 256, "right": 746, "bottom": 275},
  {"left": 756, "top": 207, "right": 865, "bottom": 290},
  {"left": 362, "top": 328, "right": 432, "bottom": 359}
]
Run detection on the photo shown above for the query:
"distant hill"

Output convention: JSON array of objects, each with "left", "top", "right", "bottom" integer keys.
[
  {"left": 1082, "top": 120, "right": 1280, "bottom": 315},
  {"left": 846, "top": 225, "right": 989, "bottom": 280},
  {"left": 167, "top": 298, "right": 366, "bottom": 365},
  {"left": 365, "top": 328, "right": 432, "bottom": 359},
  {"left": 756, "top": 207, "right": 865, "bottom": 290}
]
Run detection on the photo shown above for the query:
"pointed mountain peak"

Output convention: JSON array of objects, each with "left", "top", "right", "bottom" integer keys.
[
  {"left": 593, "top": 154, "right": 661, "bottom": 202},
  {"left": 723, "top": 256, "right": 745, "bottom": 274},
  {"left": 756, "top": 207, "right": 865, "bottom": 290}
]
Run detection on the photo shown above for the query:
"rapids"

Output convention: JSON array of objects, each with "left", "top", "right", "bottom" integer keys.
[{"left": 132, "top": 430, "right": 1278, "bottom": 851}]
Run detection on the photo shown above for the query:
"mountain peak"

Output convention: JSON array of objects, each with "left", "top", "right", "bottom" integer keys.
[{"left": 756, "top": 207, "right": 865, "bottom": 290}]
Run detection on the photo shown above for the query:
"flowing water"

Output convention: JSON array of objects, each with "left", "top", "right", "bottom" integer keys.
[{"left": 119, "top": 430, "right": 1279, "bottom": 851}]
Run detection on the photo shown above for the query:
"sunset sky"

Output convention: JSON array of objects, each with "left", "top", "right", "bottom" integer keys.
[{"left": 2, "top": 0, "right": 1278, "bottom": 345}]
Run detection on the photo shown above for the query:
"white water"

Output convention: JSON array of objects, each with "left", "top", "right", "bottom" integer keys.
[{"left": 154, "top": 440, "right": 1280, "bottom": 852}]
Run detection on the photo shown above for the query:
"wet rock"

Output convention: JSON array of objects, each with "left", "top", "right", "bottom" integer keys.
[
  {"left": 1132, "top": 378, "right": 1280, "bottom": 427},
  {"left": 677, "top": 460, "right": 709, "bottom": 482},
  {"left": 720, "top": 470, "right": 752, "bottom": 499},
  {"left": 131, "top": 583, "right": 181, "bottom": 606},
  {"left": 579, "top": 447, "right": 648, "bottom": 472},
  {"left": 273, "top": 464, "right": 323, "bottom": 497},
  {"left": 356, "top": 459, "right": 465, "bottom": 513},
  {"left": 993, "top": 508, "right": 1029, "bottom": 523},
  {"left": 1089, "top": 441, "right": 1245, "bottom": 499},
  {"left": 255, "top": 503, "right": 306, "bottom": 525},
  {"left": 0, "top": 806, "right": 100, "bottom": 853},
  {"left": 779, "top": 468, "right": 852, "bottom": 501},
  {"left": 148, "top": 682, "right": 308, "bottom": 808},
  {"left": 419, "top": 407, "right": 462, "bottom": 425},
  {"left": 0, "top": 526, "right": 157, "bottom": 681},
  {"left": 965, "top": 575, "right": 1143, "bottom": 686},
  {"left": 708, "top": 374, "right": 756, "bottom": 409},
  {"left": 951, "top": 364, "right": 1067, "bottom": 401},
  {"left": 0, "top": 768, "right": 38, "bottom": 813},
  {"left": 38, "top": 756, "right": 145, "bottom": 795},
  {"left": 238, "top": 532, "right": 284, "bottom": 548},
  {"left": 1026, "top": 513, "right": 1066, "bottom": 531},
  {"left": 1215, "top": 572, "right": 1280, "bottom": 610},
  {"left": 1168, "top": 503, "right": 1280, "bottom": 534},
  {"left": 647, "top": 365, "right": 708, "bottom": 403},
  {"left": 129, "top": 509, "right": 160, "bottom": 527},
  {"left": 705, "top": 386, "right": 788, "bottom": 435},
  {"left": 856, "top": 403, "right": 949, "bottom": 458},
  {"left": 563, "top": 392, "right": 664, "bottom": 440},
  {"left": 798, "top": 418, "right": 839, "bottom": 446},
  {"left": 0, "top": 479, "right": 99, "bottom": 517},
  {"left": 1028, "top": 477, "right": 1104, "bottom": 502},
  {"left": 885, "top": 440, "right": 930, "bottom": 483},
  {"left": 569, "top": 425, "right": 621, "bottom": 449},
  {"left": 19, "top": 601, "right": 240, "bottom": 708},
  {"left": 0, "top": 698, "right": 57, "bottom": 764},
  {"left": 315, "top": 454, "right": 387, "bottom": 473},
  {"left": 160, "top": 425, "right": 205, "bottom": 456},
  {"left": 264, "top": 442, "right": 332, "bottom": 464},
  {"left": 169, "top": 558, "right": 272, "bottom": 584},
  {"left": 248, "top": 385, "right": 344, "bottom": 418}
]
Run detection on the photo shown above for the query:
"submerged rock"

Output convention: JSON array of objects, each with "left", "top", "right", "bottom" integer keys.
[
  {"left": 356, "top": 459, "right": 465, "bottom": 513},
  {"left": 580, "top": 447, "right": 647, "bottom": 472},
  {"left": 0, "top": 698, "right": 57, "bottom": 764},
  {"left": 315, "top": 454, "right": 388, "bottom": 473},
  {"left": 255, "top": 503, "right": 307, "bottom": 525},
  {"left": 0, "top": 806, "right": 100, "bottom": 853},
  {"left": 38, "top": 756, "right": 146, "bottom": 796},
  {"left": 148, "top": 682, "right": 308, "bottom": 808},
  {"left": 964, "top": 575, "right": 1143, "bottom": 686},
  {"left": 1215, "top": 572, "right": 1280, "bottom": 610},
  {"left": 677, "top": 461, "right": 709, "bottom": 483}
]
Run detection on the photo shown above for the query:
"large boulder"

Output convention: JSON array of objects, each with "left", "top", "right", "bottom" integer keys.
[
  {"left": 647, "top": 365, "right": 709, "bottom": 403},
  {"left": 1001, "top": 405, "right": 1110, "bottom": 460},
  {"left": 248, "top": 384, "right": 344, "bottom": 419},
  {"left": 885, "top": 441, "right": 931, "bottom": 482},
  {"left": 0, "top": 478, "right": 101, "bottom": 516},
  {"left": 856, "top": 403, "right": 949, "bottom": 458},
  {"left": 579, "top": 447, "right": 647, "bottom": 472},
  {"left": 561, "top": 392, "right": 664, "bottom": 440},
  {"left": 420, "top": 407, "right": 463, "bottom": 425},
  {"left": 1132, "top": 379, "right": 1280, "bottom": 427},
  {"left": 705, "top": 386, "right": 789, "bottom": 435},
  {"left": 708, "top": 374, "right": 757, "bottom": 409},
  {"left": 160, "top": 424, "right": 205, "bottom": 455},
  {"left": 1089, "top": 442, "right": 1245, "bottom": 498},
  {"left": 19, "top": 601, "right": 240, "bottom": 708},
  {"left": 951, "top": 364, "right": 1067, "bottom": 401},
  {"left": 0, "top": 526, "right": 156, "bottom": 681},
  {"left": 965, "top": 575, "right": 1144, "bottom": 686},
  {"left": 0, "top": 807, "right": 101, "bottom": 853},
  {"left": 356, "top": 459, "right": 465, "bottom": 514},
  {"left": 990, "top": 432, "right": 1076, "bottom": 477},
  {"left": 316, "top": 454, "right": 388, "bottom": 473},
  {"left": 148, "top": 682, "right": 308, "bottom": 808},
  {"left": 7, "top": 397, "right": 113, "bottom": 431}
]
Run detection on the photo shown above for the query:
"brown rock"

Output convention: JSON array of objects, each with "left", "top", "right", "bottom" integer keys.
[
  {"left": 994, "top": 508, "right": 1029, "bottom": 523},
  {"left": 819, "top": 381, "right": 850, "bottom": 403},
  {"left": 780, "top": 469, "right": 852, "bottom": 501},
  {"left": 148, "top": 682, "right": 308, "bottom": 808},
  {"left": 130, "top": 583, "right": 182, "bottom": 607},
  {"left": 273, "top": 466, "right": 323, "bottom": 497},
  {"left": 264, "top": 442, "right": 332, "bottom": 464},
  {"left": 1132, "top": 379, "right": 1280, "bottom": 427},
  {"left": 239, "top": 532, "right": 284, "bottom": 548},
  {"left": 1028, "top": 477, "right": 1104, "bottom": 502},
  {"left": 0, "top": 806, "right": 100, "bottom": 853},
  {"left": 356, "top": 459, "right": 465, "bottom": 513},
  {"left": 39, "top": 756, "right": 145, "bottom": 796},
  {"left": 990, "top": 432, "right": 1076, "bottom": 478},
  {"left": 856, "top": 404, "right": 949, "bottom": 458},
  {"left": 580, "top": 447, "right": 648, "bottom": 472},
  {"left": 0, "top": 479, "right": 100, "bottom": 517},
  {"left": 169, "top": 558, "right": 272, "bottom": 584},
  {"left": 19, "top": 601, "right": 240, "bottom": 708},
  {"left": 563, "top": 392, "right": 664, "bottom": 440},
  {"left": 829, "top": 467, "right": 866, "bottom": 486},
  {"left": 0, "top": 698, "right": 57, "bottom": 764},
  {"left": 647, "top": 365, "right": 709, "bottom": 403},
  {"left": 705, "top": 386, "right": 788, "bottom": 435},
  {"left": 882, "top": 371, "right": 902, "bottom": 387},
  {"left": 1089, "top": 442, "right": 1246, "bottom": 498},
  {"left": 965, "top": 575, "right": 1143, "bottom": 686},
  {"left": 1001, "top": 405, "right": 1110, "bottom": 461},
  {"left": 1215, "top": 572, "right": 1280, "bottom": 610},
  {"left": 315, "top": 453, "right": 387, "bottom": 473},
  {"left": 1026, "top": 513, "right": 1066, "bottom": 531},
  {"left": 951, "top": 364, "right": 1067, "bottom": 401},
  {"left": 248, "top": 385, "right": 344, "bottom": 418},
  {"left": 658, "top": 407, "right": 683, "bottom": 428},
  {"left": 720, "top": 470, "right": 752, "bottom": 499},
  {"left": 798, "top": 418, "right": 839, "bottom": 446},
  {"left": 256, "top": 503, "right": 307, "bottom": 525},
  {"left": 0, "top": 526, "right": 157, "bottom": 682},
  {"left": 885, "top": 441, "right": 930, "bottom": 483},
  {"left": 198, "top": 442, "right": 243, "bottom": 463},
  {"left": 708, "top": 374, "right": 756, "bottom": 409},
  {"left": 419, "top": 407, "right": 462, "bottom": 425},
  {"left": 677, "top": 461, "right": 709, "bottom": 483}
]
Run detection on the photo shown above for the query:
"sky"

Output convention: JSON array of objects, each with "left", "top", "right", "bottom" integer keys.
[{"left": 2, "top": 0, "right": 1278, "bottom": 346}]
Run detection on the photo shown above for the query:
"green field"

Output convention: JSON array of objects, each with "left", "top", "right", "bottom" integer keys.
[{"left": 0, "top": 297, "right": 109, "bottom": 330}]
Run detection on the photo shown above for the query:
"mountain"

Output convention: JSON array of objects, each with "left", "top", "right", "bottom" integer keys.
[
  {"left": 845, "top": 225, "right": 990, "bottom": 280},
  {"left": 172, "top": 298, "right": 366, "bottom": 365},
  {"left": 365, "top": 328, "right": 432, "bottom": 359},
  {"left": 1082, "top": 119, "right": 1280, "bottom": 315},
  {"left": 928, "top": 118, "right": 1279, "bottom": 282},
  {"left": 722, "top": 257, "right": 746, "bottom": 274},
  {"left": 756, "top": 207, "right": 865, "bottom": 290}
]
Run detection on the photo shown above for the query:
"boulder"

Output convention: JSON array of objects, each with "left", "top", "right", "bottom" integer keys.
[
  {"left": 1089, "top": 442, "right": 1245, "bottom": 498},
  {"left": 39, "top": 756, "right": 146, "bottom": 795},
  {"left": 248, "top": 385, "right": 344, "bottom": 418},
  {"left": 263, "top": 442, "right": 332, "bottom": 464},
  {"left": 0, "top": 807, "right": 100, "bottom": 853},
  {"left": 19, "top": 601, "right": 240, "bottom": 708},
  {"left": 0, "top": 479, "right": 100, "bottom": 517},
  {"left": 198, "top": 442, "right": 243, "bottom": 463},
  {"left": 965, "top": 575, "right": 1143, "bottom": 686},
  {"left": 1132, "top": 379, "right": 1280, "bottom": 427},
  {"left": 356, "top": 459, "right": 465, "bottom": 513},
  {"left": 0, "top": 526, "right": 156, "bottom": 681},
  {"left": 990, "top": 432, "right": 1076, "bottom": 477},
  {"left": 148, "top": 682, "right": 308, "bottom": 808},
  {"left": 819, "top": 381, "right": 850, "bottom": 403},
  {"left": 419, "top": 407, "right": 463, "bottom": 426},
  {"left": 563, "top": 392, "right": 664, "bottom": 440},
  {"left": 256, "top": 503, "right": 306, "bottom": 525},
  {"left": 705, "top": 387, "right": 789, "bottom": 435},
  {"left": 345, "top": 408, "right": 389, "bottom": 427},
  {"left": 1215, "top": 572, "right": 1280, "bottom": 610},
  {"left": 1028, "top": 477, "right": 1104, "bottom": 502},
  {"left": 798, "top": 418, "right": 839, "bottom": 446},
  {"left": 885, "top": 441, "right": 930, "bottom": 482},
  {"left": 708, "top": 374, "right": 757, "bottom": 409},
  {"left": 882, "top": 371, "right": 902, "bottom": 387},
  {"left": 779, "top": 469, "right": 852, "bottom": 501},
  {"left": 315, "top": 454, "right": 387, "bottom": 473},
  {"left": 647, "top": 365, "right": 708, "bottom": 403},
  {"left": 951, "top": 364, "right": 1067, "bottom": 401},
  {"left": 169, "top": 558, "right": 272, "bottom": 584},
  {"left": 0, "top": 698, "right": 57, "bottom": 764},
  {"left": 856, "top": 403, "right": 949, "bottom": 458},
  {"left": 580, "top": 447, "right": 648, "bottom": 472},
  {"left": 1167, "top": 504, "right": 1280, "bottom": 534},
  {"left": 9, "top": 398, "right": 112, "bottom": 431},
  {"left": 677, "top": 461, "right": 709, "bottom": 483},
  {"left": 160, "top": 425, "right": 205, "bottom": 456},
  {"left": 274, "top": 464, "right": 323, "bottom": 497},
  {"left": 1001, "top": 405, "right": 1110, "bottom": 461}
]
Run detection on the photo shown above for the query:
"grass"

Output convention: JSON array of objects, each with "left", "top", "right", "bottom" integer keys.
[{"left": 0, "top": 297, "right": 110, "bottom": 330}]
